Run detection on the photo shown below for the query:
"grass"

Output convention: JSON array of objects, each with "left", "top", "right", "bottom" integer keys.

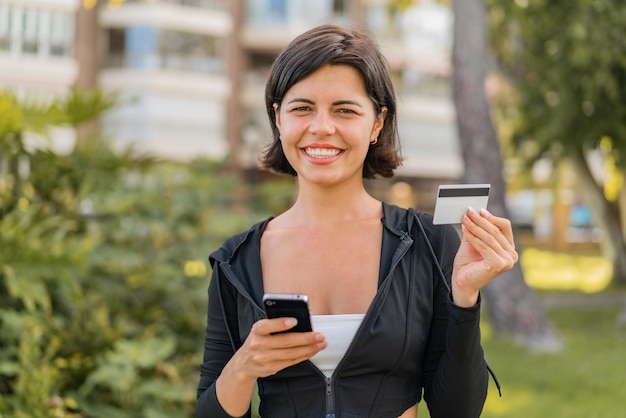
[
  {"left": 419, "top": 248, "right": 626, "bottom": 417},
  {"left": 521, "top": 247, "right": 612, "bottom": 293},
  {"left": 476, "top": 248, "right": 625, "bottom": 418},
  {"left": 478, "top": 305, "right": 626, "bottom": 418},
  {"left": 414, "top": 304, "right": 626, "bottom": 418}
]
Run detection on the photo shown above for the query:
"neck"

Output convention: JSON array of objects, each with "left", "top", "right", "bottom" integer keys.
[{"left": 286, "top": 180, "right": 382, "bottom": 227}]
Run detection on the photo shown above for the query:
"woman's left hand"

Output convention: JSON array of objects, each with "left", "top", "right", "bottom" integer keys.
[{"left": 451, "top": 207, "right": 519, "bottom": 307}]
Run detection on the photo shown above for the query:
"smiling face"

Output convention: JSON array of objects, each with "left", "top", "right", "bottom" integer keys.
[{"left": 274, "top": 64, "right": 387, "bottom": 188}]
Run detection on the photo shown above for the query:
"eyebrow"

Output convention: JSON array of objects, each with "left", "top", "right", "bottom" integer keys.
[{"left": 286, "top": 98, "right": 364, "bottom": 108}]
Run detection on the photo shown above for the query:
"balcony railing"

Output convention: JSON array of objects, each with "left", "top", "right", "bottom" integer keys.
[
  {"left": 104, "top": 52, "right": 225, "bottom": 75},
  {"left": 121, "top": 0, "right": 228, "bottom": 11}
]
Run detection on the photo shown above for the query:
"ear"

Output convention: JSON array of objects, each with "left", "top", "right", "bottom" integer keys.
[
  {"left": 273, "top": 103, "right": 281, "bottom": 130},
  {"left": 372, "top": 106, "right": 387, "bottom": 138}
]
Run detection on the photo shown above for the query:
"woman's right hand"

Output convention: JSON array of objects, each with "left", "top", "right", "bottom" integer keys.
[
  {"left": 234, "top": 317, "right": 327, "bottom": 378},
  {"left": 215, "top": 318, "right": 326, "bottom": 416}
]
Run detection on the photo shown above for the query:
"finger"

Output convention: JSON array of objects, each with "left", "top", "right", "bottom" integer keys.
[
  {"left": 478, "top": 210, "right": 519, "bottom": 264},
  {"left": 250, "top": 334, "right": 327, "bottom": 376},
  {"left": 465, "top": 208, "right": 516, "bottom": 254},
  {"left": 462, "top": 219, "right": 517, "bottom": 262},
  {"left": 273, "top": 335, "right": 327, "bottom": 361},
  {"left": 461, "top": 220, "right": 518, "bottom": 271},
  {"left": 460, "top": 232, "right": 516, "bottom": 276},
  {"left": 475, "top": 208, "right": 516, "bottom": 246},
  {"left": 269, "top": 331, "right": 326, "bottom": 350},
  {"left": 256, "top": 317, "right": 299, "bottom": 336},
  {"left": 252, "top": 320, "right": 326, "bottom": 351}
]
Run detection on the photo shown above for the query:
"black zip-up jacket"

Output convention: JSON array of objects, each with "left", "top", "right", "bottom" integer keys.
[{"left": 196, "top": 203, "right": 489, "bottom": 418}]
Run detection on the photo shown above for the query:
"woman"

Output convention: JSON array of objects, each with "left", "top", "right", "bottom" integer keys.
[{"left": 196, "top": 24, "right": 518, "bottom": 418}]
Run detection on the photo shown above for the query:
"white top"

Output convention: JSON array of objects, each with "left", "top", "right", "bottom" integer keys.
[{"left": 310, "top": 314, "right": 365, "bottom": 377}]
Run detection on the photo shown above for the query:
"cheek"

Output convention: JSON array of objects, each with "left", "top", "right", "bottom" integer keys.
[
  {"left": 276, "top": 120, "right": 303, "bottom": 142},
  {"left": 278, "top": 130, "right": 299, "bottom": 157}
]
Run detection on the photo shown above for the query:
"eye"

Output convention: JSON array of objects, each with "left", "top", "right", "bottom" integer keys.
[{"left": 289, "top": 105, "right": 311, "bottom": 113}]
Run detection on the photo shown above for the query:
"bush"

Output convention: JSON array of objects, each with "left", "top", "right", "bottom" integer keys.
[{"left": 0, "top": 91, "right": 293, "bottom": 417}]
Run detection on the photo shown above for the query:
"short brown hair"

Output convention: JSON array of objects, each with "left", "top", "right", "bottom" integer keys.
[{"left": 259, "top": 24, "right": 402, "bottom": 179}]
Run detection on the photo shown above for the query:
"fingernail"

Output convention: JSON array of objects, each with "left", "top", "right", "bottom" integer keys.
[
  {"left": 480, "top": 208, "right": 490, "bottom": 217},
  {"left": 468, "top": 206, "right": 478, "bottom": 214},
  {"left": 285, "top": 318, "right": 298, "bottom": 327}
]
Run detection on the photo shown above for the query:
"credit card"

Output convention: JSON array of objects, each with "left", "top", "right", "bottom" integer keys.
[{"left": 433, "top": 184, "right": 491, "bottom": 225}]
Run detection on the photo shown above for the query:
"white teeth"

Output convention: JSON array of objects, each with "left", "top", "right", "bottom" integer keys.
[{"left": 304, "top": 148, "right": 341, "bottom": 158}]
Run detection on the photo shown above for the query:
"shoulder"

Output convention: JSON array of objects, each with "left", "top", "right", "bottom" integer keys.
[
  {"left": 382, "top": 202, "right": 459, "bottom": 251},
  {"left": 415, "top": 214, "right": 460, "bottom": 259},
  {"left": 209, "top": 217, "right": 273, "bottom": 265},
  {"left": 382, "top": 201, "right": 437, "bottom": 233}
]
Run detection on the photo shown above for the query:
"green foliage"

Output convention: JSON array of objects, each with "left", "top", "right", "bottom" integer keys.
[
  {"left": 0, "top": 89, "right": 117, "bottom": 218},
  {"left": 0, "top": 94, "right": 22, "bottom": 140},
  {"left": 0, "top": 89, "right": 115, "bottom": 139},
  {"left": 1, "top": 92, "right": 292, "bottom": 417},
  {"left": 250, "top": 177, "right": 296, "bottom": 216},
  {"left": 488, "top": 0, "right": 626, "bottom": 166}
]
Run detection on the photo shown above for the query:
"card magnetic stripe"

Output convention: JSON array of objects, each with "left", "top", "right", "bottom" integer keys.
[{"left": 438, "top": 187, "right": 490, "bottom": 198}]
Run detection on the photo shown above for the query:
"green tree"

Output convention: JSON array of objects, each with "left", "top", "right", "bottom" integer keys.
[
  {"left": 1, "top": 88, "right": 291, "bottom": 417},
  {"left": 384, "top": 0, "right": 560, "bottom": 349},
  {"left": 0, "top": 89, "right": 115, "bottom": 215},
  {"left": 0, "top": 89, "right": 116, "bottom": 417},
  {"left": 488, "top": 0, "right": 626, "bottom": 284},
  {"left": 451, "top": 0, "right": 561, "bottom": 350}
]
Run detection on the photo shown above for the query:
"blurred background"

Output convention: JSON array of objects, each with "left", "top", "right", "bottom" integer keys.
[{"left": 1, "top": 0, "right": 625, "bottom": 417}]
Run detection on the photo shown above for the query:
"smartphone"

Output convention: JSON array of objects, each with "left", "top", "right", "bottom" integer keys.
[{"left": 262, "top": 293, "right": 313, "bottom": 333}]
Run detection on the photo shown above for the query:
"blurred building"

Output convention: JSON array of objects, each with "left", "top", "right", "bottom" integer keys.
[
  {"left": 98, "top": 0, "right": 231, "bottom": 159},
  {"left": 238, "top": 0, "right": 461, "bottom": 211},
  {"left": 0, "top": 0, "right": 78, "bottom": 153},
  {"left": 0, "top": 0, "right": 76, "bottom": 94},
  {"left": 0, "top": 0, "right": 461, "bottom": 209}
]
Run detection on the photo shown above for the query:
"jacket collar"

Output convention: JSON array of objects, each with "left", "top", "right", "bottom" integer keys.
[
  {"left": 211, "top": 202, "right": 410, "bottom": 266},
  {"left": 209, "top": 202, "right": 416, "bottom": 320}
]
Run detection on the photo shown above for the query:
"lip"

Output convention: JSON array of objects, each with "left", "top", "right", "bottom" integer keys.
[{"left": 301, "top": 144, "right": 344, "bottom": 164}]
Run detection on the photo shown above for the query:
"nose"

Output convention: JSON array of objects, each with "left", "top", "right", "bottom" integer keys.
[{"left": 309, "top": 111, "right": 335, "bottom": 136}]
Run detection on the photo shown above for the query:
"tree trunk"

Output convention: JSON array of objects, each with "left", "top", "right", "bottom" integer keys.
[
  {"left": 452, "top": 0, "right": 562, "bottom": 351},
  {"left": 74, "top": 1, "right": 101, "bottom": 146},
  {"left": 568, "top": 149, "right": 626, "bottom": 284},
  {"left": 619, "top": 184, "right": 626, "bottom": 325},
  {"left": 75, "top": 2, "right": 100, "bottom": 89},
  {"left": 227, "top": 0, "right": 244, "bottom": 171},
  {"left": 617, "top": 185, "right": 626, "bottom": 240}
]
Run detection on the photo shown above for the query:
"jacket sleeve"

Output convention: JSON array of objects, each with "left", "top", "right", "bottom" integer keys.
[
  {"left": 195, "top": 258, "right": 252, "bottom": 418},
  {"left": 421, "top": 224, "right": 489, "bottom": 418}
]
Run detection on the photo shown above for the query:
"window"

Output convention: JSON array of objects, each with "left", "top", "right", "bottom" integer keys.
[
  {"left": 0, "top": 5, "right": 72, "bottom": 57},
  {"left": 103, "top": 27, "right": 225, "bottom": 74},
  {"left": 106, "top": 28, "right": 126, "bottom": 67},
  {"left": 126, "top": 26, "right": 158, "bottom": 69},
  {"left": 159, "top": 30, "right": 224, "bottom": 74},
  {"left": 333, "top": 0, "right": 347, "bottom": 14},
  {"left": 50, "top": 11, "right": 73, "bottom": 57},
  {"left": 0, "top": 4, "right": 10, "bottom": 51},
  {"left": 22, "top": 8, "right": 38, "bottom": 54}
]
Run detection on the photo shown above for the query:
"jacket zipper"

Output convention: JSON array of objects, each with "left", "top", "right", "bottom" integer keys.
[
  {"left": 316, "top": 229, "right": 412, "bottom": 417},
  {"left": 218, "top": 215, "right": 414, "bottom": 415},
  {"left": 325, "top": 377, "right": 335, "bottom": 418}
]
